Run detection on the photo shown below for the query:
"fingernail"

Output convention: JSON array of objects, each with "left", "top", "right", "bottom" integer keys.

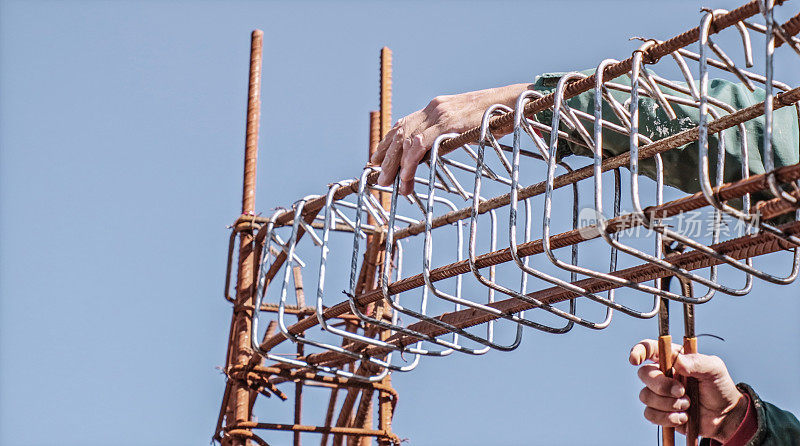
[
  {"left": 671, "top": 384, "right": 684, "bottom": 397},
  {"left": 678, "top": 397, "right": 690, "bottom": 410},
  {"left": 676, "top": 412, "right": 688, "bottom": 424}
]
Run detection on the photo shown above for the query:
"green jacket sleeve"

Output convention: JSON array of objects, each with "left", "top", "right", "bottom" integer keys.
[
  {"left": 698, "top": 383, "right": 800, "bottom": 446},
  {"left": 530, "top": 71, "right": 799, "bottom": 199}
]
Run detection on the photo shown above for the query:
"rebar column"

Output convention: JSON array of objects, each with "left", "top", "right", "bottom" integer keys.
[
  {"left": 376, "top": 49, "right": 394, "bottom": 446},
  {"left": 226, "top": 29, "right": 264, "bottom": 446}
]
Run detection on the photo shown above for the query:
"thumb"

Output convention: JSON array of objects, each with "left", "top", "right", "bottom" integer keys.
[{"left": 673, "top": 353, "right": 727, "bottom": 380}]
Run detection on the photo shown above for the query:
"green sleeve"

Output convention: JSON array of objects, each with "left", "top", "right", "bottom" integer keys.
[
  {"left": 739, "top": 383, "right": 800, "bottom": 445},
  {"left": 530, "top": 70, "right": 799, "bottom": 197}
]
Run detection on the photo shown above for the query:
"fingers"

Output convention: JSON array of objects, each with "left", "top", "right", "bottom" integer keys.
[
  {"left": 638, "top": 362, "right": 690, "bottom": 430},
  {"left": 639, "top": 387, "right": 690, "bottom": 412},
  {"left": 397, "top": 124, "right": 447, "bottom": 194},
  {"left": 673, "top": 353, "right": 727, "bottom": 380},
  {"left": 398, "top": 134, "right": 428, "bottom": 195},
  {"left": 629, "top": 339, "right": 683, "bottom": 366},
  {"left": 643, "top": 407, "right": 689, "bottom": 428},
  {"left": 371, "top": 125, "right": 399, "bottom": 165},
  {"left": 638, "top": 364, "right": 685, "bottom": 398},
  {"left": 629, "top": 339, "right": 658, "bottom": 365},
  {"left": 377, "top": 129, "right": 404, "bottom": 186},
  {"left": 373, "top": 107, "right": 431, "bottom": 164}
]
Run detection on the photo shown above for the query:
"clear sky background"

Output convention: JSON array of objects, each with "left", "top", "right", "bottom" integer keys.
[{"left": 1, "top": 1, "right": 799, "bottom": 445}]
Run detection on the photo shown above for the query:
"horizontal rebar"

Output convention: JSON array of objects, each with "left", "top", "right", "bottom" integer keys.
[
  {"left": 306, "top": 219, "right": 800, "bottom": 369},
  {"left": 228, "top": 421, "right": 400, "bottom": 442}
]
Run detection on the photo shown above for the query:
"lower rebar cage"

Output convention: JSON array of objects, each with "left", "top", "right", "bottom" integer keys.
[{"left": 215, "top": 1, "right": 800, "bottom": 445}]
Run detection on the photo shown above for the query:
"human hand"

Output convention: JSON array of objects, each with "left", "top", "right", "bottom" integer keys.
[
  {"left": 370, "top": 83, "right": 530, "bottom": 195},
  {"left": 629, "top": 339, "right": 749, "bottom": 443}
]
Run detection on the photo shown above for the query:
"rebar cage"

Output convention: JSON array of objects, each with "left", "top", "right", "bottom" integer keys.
[{"left": 215, "top": 2, "right": 800, "bottom": 445}]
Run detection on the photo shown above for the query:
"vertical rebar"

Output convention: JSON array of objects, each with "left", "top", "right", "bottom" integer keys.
[
  {"left": 242, "top": 31, "right": 263, "bottom": 215},
  {"left": 227, "top": 29, "right": 264, "bottom": 446},
  {"left": 379, "top": 48, "right": 392, "bottom": 138},
  {"left": 377, "top": 48, "right": 394, "bottom": 446}
]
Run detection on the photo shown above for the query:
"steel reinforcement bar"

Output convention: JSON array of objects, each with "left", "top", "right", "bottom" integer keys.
[
  {"left": 225, "top": 422, "right": 401, "bottom": 445},
  {"left": 304, "top": 218, "right": 800, "bottom": 369}
]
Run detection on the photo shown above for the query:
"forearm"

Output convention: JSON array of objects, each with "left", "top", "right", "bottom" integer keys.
[{"left": 529, "top": 71, "right": 800, "bottom": 196}]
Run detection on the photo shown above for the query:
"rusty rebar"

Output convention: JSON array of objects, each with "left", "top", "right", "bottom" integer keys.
[
  {"left": 226, "top": 29, "right": 264, "bottom": 446},
  {"left": 308, "top": 219, "right": 800, "bottom": 370},
  {"left": 380, "top": 48, "right": 392, "bottom": 139},
  {"left": 242, "top": 31, "right": 263, "bottom": 215},
  {"left": 438, "top": 0, "right": 783, "bottom": 153},
  {"left": 268, "top": 160, "right": 800, "bottom": 370},
  {"left": 229, "top": 422, "right": 400, "bottom": 445},
  {"left": 376, "top": 57, "right": 394, "bottom": 444}
]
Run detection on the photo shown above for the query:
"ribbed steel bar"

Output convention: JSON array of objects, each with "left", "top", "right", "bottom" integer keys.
[
  {"left": 306, "top": 219, "right": 800, "bottom": 369},
  {"left": 437, "top": 0, "right": 784, "bottom": 153},
  {"left": 228, "top": 422, "right": 400, "bottom": 445},
  {"left": 225, "top": 29, "right": 264, "bottom": 446},
  {"left": 375, "top": 52, "right": 394, "bottom": 446}
]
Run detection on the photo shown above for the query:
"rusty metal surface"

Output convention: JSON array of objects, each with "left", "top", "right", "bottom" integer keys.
[
  {"left": 224, "top": 29, "right": 264, "bottom": 446},
  {"left": 226, "top": 422, "right": 401, "bottom": 445}
]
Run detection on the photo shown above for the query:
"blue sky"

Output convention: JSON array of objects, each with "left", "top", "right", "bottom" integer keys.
[{"left": 1, "top": 1, "right": 798, "bottom": 445}]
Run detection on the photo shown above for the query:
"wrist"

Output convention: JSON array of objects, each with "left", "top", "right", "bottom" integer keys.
[
  {"left": 716, "top": 391, "right": 749, "bottom": 443},
  {"left": 487, "top": 83, "right": 531, "bottom": 107}
]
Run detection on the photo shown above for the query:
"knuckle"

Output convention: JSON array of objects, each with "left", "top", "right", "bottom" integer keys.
[
  {"left": 429, "top": 96, "right": 453, "bottom": 113},
  {"left": 656, "top": 380, "right": 673, "bottom": 396},
  {"left": 638, "top": 388, "right": 650, "bottom": 405},
  {"left": 708, "top": 355, "right": 724, "bottom": 368},
  {"left": 436, "top": 108, "right": 453, "bottom": 123},
  {"left": 638, "top": 364, "right": 659, "bottom": 378}
]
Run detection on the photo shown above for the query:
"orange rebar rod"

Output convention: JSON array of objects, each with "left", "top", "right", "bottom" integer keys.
[
  {"left": 305, "top": 219, "right": 800, "bottom": 370},
  {"left": 225, "top": 29, "right": 263, "bottom": 446}
]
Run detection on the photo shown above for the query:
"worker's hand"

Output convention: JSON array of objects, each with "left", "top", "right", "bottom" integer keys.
[
  {"left": 370, "top": 83, "right": 530, "bottom": 195},
  {"left": 629, "top": 339, "right": 749, "bottom": 443}
]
